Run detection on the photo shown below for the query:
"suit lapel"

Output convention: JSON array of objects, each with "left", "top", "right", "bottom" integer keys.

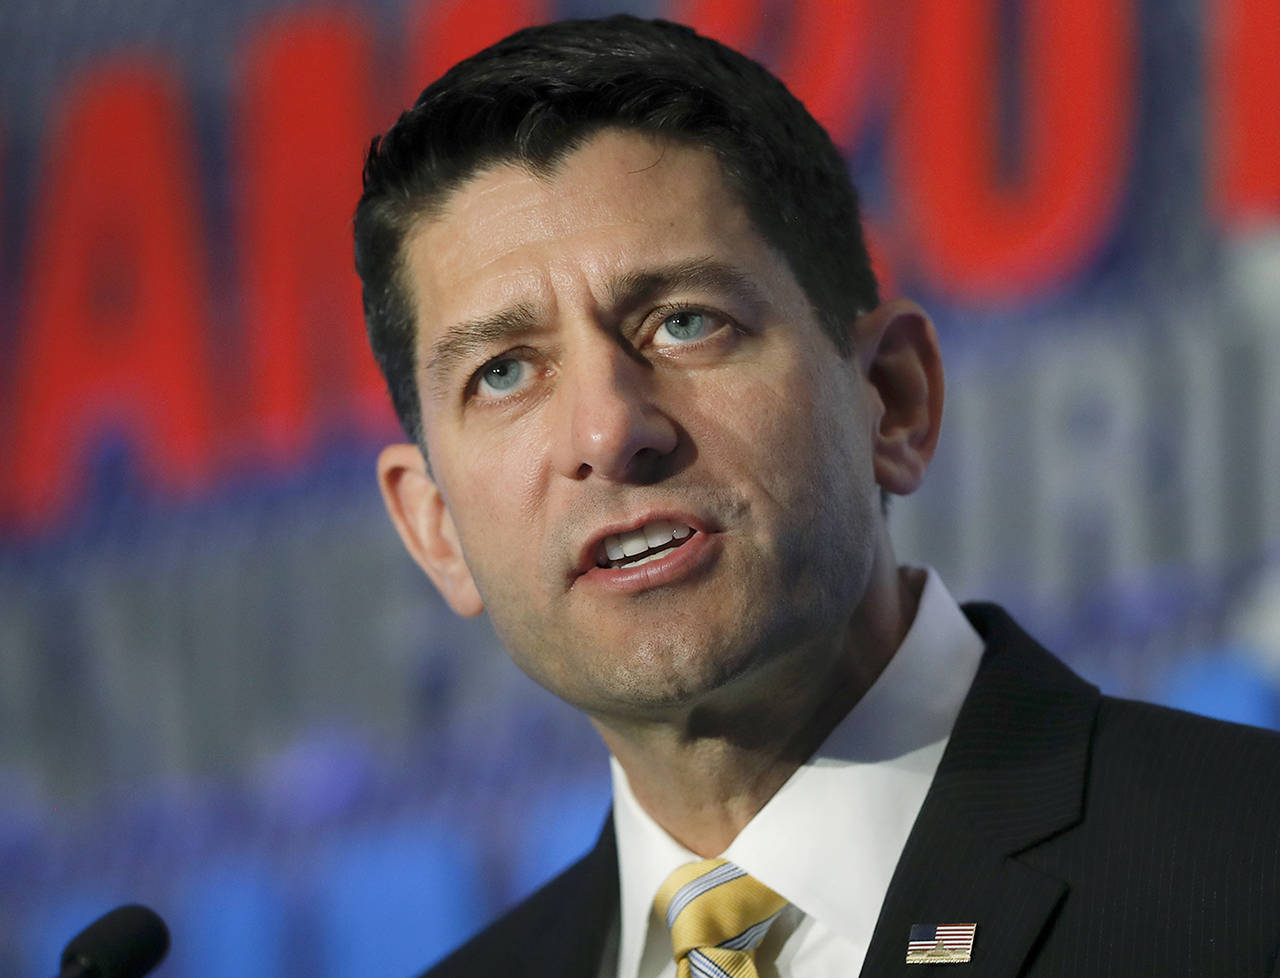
[
  {"left": 525, "top": 817, "right": 620, "bottom": 978},
  {"left": 860, "top": 604, "right": 1101, "bottom": 978}
]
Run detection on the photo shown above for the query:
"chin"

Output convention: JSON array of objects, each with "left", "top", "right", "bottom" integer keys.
[{"left": 565, "top": 628, "right": 780, "bottom": 717}]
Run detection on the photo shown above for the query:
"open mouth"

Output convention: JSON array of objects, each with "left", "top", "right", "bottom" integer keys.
[{"left": 596, "top": 520, "right": 694, "bottom": 569}]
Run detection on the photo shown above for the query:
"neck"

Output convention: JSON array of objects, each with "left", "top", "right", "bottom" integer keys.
[{"left": 593, "top": 560, "right": 924, "bottom": 857}]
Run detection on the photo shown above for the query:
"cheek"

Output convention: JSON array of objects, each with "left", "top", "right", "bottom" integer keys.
[
  {"left": 437, "top": 428, "right": 548, "bottom": 558},
  {"left": 690, "top": 361, "right": 850, "bottom": 491}
]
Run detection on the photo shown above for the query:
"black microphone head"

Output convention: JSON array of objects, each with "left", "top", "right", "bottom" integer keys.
[{"left": 60, "top": 904, "right": 170, "bottom": 978}]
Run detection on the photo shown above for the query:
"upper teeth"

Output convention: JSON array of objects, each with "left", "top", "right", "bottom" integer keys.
[{"left": 603, "top": 521, "right": 693, "bottom": 562}]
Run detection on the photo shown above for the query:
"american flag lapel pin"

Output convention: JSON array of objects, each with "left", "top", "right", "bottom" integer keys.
[{"left": 905, "top": 923, "right": 977, "bottom": 964}]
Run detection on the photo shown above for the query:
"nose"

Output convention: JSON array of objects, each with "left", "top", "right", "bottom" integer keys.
[{"left": 549, "top": 338, "right": 679, "bottom": 482}]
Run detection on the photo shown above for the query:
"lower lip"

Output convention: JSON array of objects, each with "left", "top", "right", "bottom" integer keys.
[{"left": 575, "top": 531, "right": 721, "bottom": 594}]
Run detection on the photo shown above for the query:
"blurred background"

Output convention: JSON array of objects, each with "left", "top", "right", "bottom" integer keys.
[{"left": 2, "top": 0, "right": 1278, "bottom": 974}]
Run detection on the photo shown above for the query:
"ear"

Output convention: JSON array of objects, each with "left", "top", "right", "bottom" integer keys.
[
  {"left": 377, "top": 443, "right": 485, "bottom": 617},
  {"left": 853, "top": 298, "right": 945, "bottom": 496}
]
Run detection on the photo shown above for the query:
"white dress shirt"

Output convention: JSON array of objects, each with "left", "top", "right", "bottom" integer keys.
[{"left": 607, "top": 568, "right": 985, "bottom": 978}]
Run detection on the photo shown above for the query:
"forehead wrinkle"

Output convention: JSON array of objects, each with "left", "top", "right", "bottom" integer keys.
[{"left": 424, "top": 301, "right": 543, "bottom": 401}]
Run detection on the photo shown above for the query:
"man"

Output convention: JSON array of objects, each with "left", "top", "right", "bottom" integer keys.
[{"left": 354, "top": 15, "right": 1280, "bottom": 978}]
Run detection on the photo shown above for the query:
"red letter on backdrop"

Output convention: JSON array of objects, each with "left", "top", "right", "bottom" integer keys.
[
  {"left": 408, "top": 0, "right": 549, "bottom": 93},
  {"left": 670, "top": 0, "right": 767, "bottom": 58},
  {"left": 239, "top": 10, "right": 393, "bottom": 465},
  {"left": 895, "top": 0, "right": 1134, "bottom": 301},
  {"left": 7, "top": 62, "right": 214, "bottom": 530},
  {"left": 774, "top": 0, "right": 877, "bottom": 151},
  {"left": 1211, "top": 0, "right": 1280, "bottom": 225}
]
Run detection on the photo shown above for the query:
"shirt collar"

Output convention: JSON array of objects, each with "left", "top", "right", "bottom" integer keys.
[{"left": 610, "top": 568, "right": 986, "bottom": 978}]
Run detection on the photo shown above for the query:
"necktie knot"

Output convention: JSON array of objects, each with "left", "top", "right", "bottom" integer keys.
[{"left": 655, "top": 858, "right": 786, "bottom": 978}]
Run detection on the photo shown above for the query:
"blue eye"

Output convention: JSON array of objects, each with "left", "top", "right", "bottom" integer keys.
[
  {"left": 476, "top": 357, "right": 525, "bottom": 396},
  {"left": 656, "top": 311, "right": 709, "bottom": 345}
]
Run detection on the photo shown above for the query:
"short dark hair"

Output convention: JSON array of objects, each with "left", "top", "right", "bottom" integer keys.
[{"left": 354, "top": 14, "right": 880, "bottom": 445}]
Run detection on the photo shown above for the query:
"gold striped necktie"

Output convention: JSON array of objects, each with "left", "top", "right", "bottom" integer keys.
[{"left": 655, "top": 858, "right": 787, "bottom": 978}]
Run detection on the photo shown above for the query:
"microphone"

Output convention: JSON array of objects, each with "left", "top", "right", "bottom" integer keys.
[{"left": 57, "top": 904, "right": 170, "bottom": 978}]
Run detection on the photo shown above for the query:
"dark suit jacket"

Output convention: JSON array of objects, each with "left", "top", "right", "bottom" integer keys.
[{"left": 421, "top": 604, "right": 1280, "bottom": 977}]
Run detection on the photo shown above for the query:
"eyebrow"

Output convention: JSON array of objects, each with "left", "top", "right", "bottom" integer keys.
[
  {"left": 424, "top": 302, "right": 542, "bottom": 401},
  {"left": 606, "top": 257, "right": 769, "bottom": 319},
  {"left": 422, "top": 256, "right": 768, "bottom": 400}
]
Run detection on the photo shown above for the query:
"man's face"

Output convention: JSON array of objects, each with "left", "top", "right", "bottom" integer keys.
[{"left": 393, "top": 130, "right": 889, "bottom": 721}]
